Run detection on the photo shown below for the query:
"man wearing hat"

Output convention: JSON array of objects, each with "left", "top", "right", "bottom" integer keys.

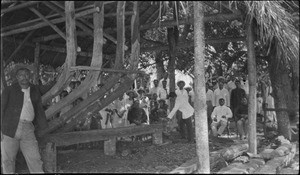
[
  {"left": 167, "top": 80, "right": 195, "bottom": 143},
  {"left": 213, "top": 77, "right": 230, "bottom": 107},
  {"left": 211, "top": 98, "right": 233, "bottom": 137},
  {"left": 1, "top": 67, "right": 48, "bottom": 173}
]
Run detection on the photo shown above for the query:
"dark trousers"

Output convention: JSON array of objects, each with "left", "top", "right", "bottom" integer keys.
[{"left": 179, "top": 116, "right": 194, "bottom": 141}]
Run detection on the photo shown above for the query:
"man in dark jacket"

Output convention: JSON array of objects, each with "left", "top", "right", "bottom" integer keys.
[
  {"left": 230, "top": 79, "right": 246, "bottom": 121},
  {"left": 1, "top": 67, "right": 49, "bottom": 173},
  {"left": 127, "top": 100, "right": 147, "bottom": 125},
  {"left": 235, "top": 97, "right": 249, "bottom": 140}
]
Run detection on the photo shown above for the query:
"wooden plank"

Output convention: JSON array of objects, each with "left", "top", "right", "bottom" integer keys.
[
  {"left": 29, "top": 7, "right": 66, "bottom": 40},
  {"left": 41, "top": 124, "right": 163, "bottom": 146},
  {"left": 1, "top": 1, "right": 39, "bottom": 14},
  {"left": 69, "top": 66, "right": 146, "bottom": 74}
]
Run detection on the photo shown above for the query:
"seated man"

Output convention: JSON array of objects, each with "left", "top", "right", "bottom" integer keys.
[
  {"left": 235, "top": 97, "right": 249, "bottom": 140},
  {"left": 127, "top": 100, "right": 148, "bottom": 126},
  {"left": 211, "top": 98, "right": 233, "bottom": 137}
]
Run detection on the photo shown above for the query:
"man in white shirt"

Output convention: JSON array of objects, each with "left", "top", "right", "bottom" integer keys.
[
  {"left": 149, "top": 79, "right": 159, "bottom": 95},
  {"left": 167, "top": 81, "right": 194, "bottom": 143},
  {"left": 157, "top": 80, "right": 169, "bottom": 105},
  {"left": 225, "top": 76, "right": 236, "bottom": 97},
  {"left": 210, "top": 98, "right": 233, "bottom": 137},
  {"left": 214, "top": 79, "right": 230, "bottom": 107},
  {"left": 206, "top": 83, "right": 214, "bottom": 125},
  {"left": 158, "top": 72, "right": 170, "bottom": 90}
]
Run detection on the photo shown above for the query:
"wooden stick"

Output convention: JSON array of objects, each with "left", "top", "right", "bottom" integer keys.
[
  {"left": 29, "top": 7, "right": 66, "bottom": 40},
  {"left": 1, "top": 1, "right": 39, "bottom": 14},
  {"left": 32, "top": 31, "right": 89, "bottom": 42},
  {"left": 69, "top": 66, "right": 146, "bottom": 74}
]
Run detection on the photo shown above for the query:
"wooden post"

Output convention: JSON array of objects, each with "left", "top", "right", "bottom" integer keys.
[
  {"left": 193, "top": 1, "right": 210, "bottom": 173},
  {"left": 33, "top": 42, "right": 40, "bottom": 85},
  {"left": 41, "top": 142, "right": 57, "bottom": 173},
  {"left": 246, "top": 19, "right": 257, "bottom": 154},
  {"left": 104, "top": 137, "right": 116, "bottom": 156},
  {"left": 114, "top": 1, "right": 126, "bottom": 69},
  {"left": 152, "top": 131, "right": 163, "bottom": 145}
]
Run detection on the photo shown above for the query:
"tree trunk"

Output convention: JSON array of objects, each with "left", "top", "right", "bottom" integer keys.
[
  {"left": 246, "top": 20, "right": 257, "bottom": 154},
  {"left": 193, "top": 1, "right": 210, "bottom": 173},
  {"left": 269, "top": 41, "right": 291, "bottom": 140},
  {"left": 155, "top": 51, "right": 165, "bottom": 80}
]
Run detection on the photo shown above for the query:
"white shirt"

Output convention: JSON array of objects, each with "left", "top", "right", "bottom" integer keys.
[
  {"left": 149, "top": 86, "right": 159, "bottom": 95},
  {"left": 241, "top": 80, "right": 249, "bottom": 95},
  {"left": 20, "top": 87, "right": 35, "bottom": 121},
  {"left": 206, "top": 89, "right": 214, "bottom": 104},
  {"left": 214, "top": 88, "right": 230, "bottom": 107},
  {"left": 211, "top": 105, "right": 232, "bottom": 122},
  {"left": 157, "top": 87, "right": 169, "bottom": 100},
  {"left": 167, "top": 89, "right": 194, "bottom": 119},
  {"left": 158, "top": 78, "right": 170, "bottom": 90},
  {"left": 226, "top": 80, "right": 236, "bottom": 96}
]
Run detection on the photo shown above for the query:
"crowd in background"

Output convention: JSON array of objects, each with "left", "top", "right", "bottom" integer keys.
[{"left": 50, "top": 71, "right": 277, "bottom": 142}]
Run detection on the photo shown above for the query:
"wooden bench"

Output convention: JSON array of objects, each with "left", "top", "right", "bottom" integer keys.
[{"left": 39, "top": 124, "right": 163, "bottom": 172}]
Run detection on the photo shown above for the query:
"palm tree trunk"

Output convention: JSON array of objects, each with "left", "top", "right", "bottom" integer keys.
[
  {"left": 269, "top": 42, "right": 291, "bottom": 140},
  {"left": 246, "top": 20, "right": 257, "bottom": 154},
  {"left": 194, "top": 1, "right": 210, "bottom": 173}
]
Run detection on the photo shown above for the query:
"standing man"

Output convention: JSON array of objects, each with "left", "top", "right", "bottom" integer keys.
[
  {"left": 214, "top": 77, "right": 230, "bottom": 107},
  {"left": 230, "top": 79, "right": 246, "bottom": 122},
  {"left": 1, "top": 67, "right": 49, "bottom": 173},
  {"left": 157, "top": 79, "right": 169, "bottom": 105},
  {"left": 158, "top": 72, "right": 170, "bottom": 90},
  {"left": 235, "top": 97, "right": 249, "bottom": 140},
  {"left": 167, "top": 81, "right": 194, "bottom": 143},
  {"left": 149, "top": 79, "right": 159, "bottom": 96}
]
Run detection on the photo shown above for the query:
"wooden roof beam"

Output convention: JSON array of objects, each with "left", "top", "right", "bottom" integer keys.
[
  {"left": 140, "top": 13, "right": 242, "bottom": 31},
  {"left": 141, "top": 37, "right": 246, "bottom": 53},
  {"left": 32, "top": 31, "right": 89, "bottom": 42},
  {"left": 1, "top": 1, "right": 39, "bottom": 15},
  {"left": 29, "top": 7, "right": 66, "bottom": 40},
  {"left": 1, "top": 7, "right": 99, "bottom": 37},
  {"left": 3, "top": 37, "right": 92, "bottom": 57}
]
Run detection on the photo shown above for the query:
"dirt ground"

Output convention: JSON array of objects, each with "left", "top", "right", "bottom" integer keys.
[{"left": 15, "top": 129, "right": 299, "bottom": 173}]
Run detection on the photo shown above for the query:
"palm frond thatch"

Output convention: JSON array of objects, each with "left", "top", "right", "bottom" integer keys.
[{"left": 243, "top": 1, "right": 299, "bottom": 72}]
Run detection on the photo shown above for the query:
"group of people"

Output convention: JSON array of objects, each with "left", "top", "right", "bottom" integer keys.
[{"left": 1, "top": 66, "right": 277, "bottom": 173}]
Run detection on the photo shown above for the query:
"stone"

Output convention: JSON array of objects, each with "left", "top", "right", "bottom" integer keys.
[
  {"left": 260, "top": 149, "right": 275, "bottom": 160},
  {"left": 278, "top": 167, "right": 299, "bottom": 174}
]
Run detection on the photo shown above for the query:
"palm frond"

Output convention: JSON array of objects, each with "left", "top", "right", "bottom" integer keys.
[{"left": 243, "top": 1, "right": 299, "bottom": 70}]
